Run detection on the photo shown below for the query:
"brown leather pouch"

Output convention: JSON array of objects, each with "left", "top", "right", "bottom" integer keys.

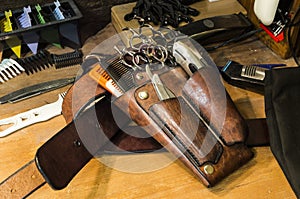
[{"left": 113, "top": 66, "right": 253, "bottom": 187}]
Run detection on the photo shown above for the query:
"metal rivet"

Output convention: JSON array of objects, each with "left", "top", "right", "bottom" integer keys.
[
  {"left": 203, "top": 19, "right": 214, "bottom": 28},
  {"left": 138, "top": 91, "right": 149, "bottom": 100},
  {"left": 204, "top": 164, "right": 214, "bottom": 175},
  {"left": 136, "top": 73, "right": 144, "bottom": 80},
  {"left": 74, "top": 140, "right": 81, "bottom": 147}
]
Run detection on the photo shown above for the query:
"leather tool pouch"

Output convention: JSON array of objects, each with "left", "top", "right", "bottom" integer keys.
[
  {"left": 36, "top": 29, "right": 253, "bottom": 188},
  {"left": 113, "top": 65, "right": 253, "bottom": 187},
  {"left": 34, "top": 60, "right": 254, "bottom": 189}
]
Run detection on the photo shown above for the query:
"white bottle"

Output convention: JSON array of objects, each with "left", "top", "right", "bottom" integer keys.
[{"left": 254, "top": 0, "right": 280, "bottom": 25}]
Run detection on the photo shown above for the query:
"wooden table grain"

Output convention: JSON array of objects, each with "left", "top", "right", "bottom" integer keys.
[{"left": 0, "top": 2, "right": 298, "bottom": 198}]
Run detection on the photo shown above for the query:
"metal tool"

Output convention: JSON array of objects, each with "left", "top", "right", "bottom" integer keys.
[
  {"left": 0, "top": 77, "right": 75, "bottom": 104},
  {"left": 173, "top": 40, "right": 209, "bottom": 76},
  {"left": 139, "top": 24, "right": 167, "bottom": 46},
  {"left": 0, "top": 92, "right": 66, "bottom": 137},
  {"left": 145, "top": 64, "right": 175, "bottom": 100},
  {"left": 117, "top": 25, "right": 170, "bottom": 71},
  {"left": 220, "top": 60, "right": 286, "bottom": 93}
]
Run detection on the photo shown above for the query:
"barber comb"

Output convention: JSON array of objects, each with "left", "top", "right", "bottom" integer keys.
[
  {"left": 35, "top": 4, "right": 46, "bottom": 24},
  {"left": 17, "top": 6, "right": 40, "bottom": 54},
  {"left": 16, "top": 50, "right": 52, "bottom": 75},
  {"left": 0, "top": 10, "right": 22, "bottom": 58},
  {"left": 16, "top": 49, "right": 83, "bottom": 75},
  {"left": 105, "top": 58, "right": 136, "bottom": 93},
  {"left": 87, "top": 52, "right": 137, "bottom": 96},
  {"left": 52, "top": 49, "right": 83, "bottom": 69},
  {"left": 89, "top": 63, "right": 123, "bottom": 97},
  {"left": 53, "top": 0, "right": 65, "bottom": 20},
  {"left": 0, "top": 49, "right": 82, "bottom": 83},
  {"left": 0, "top": 59, "right": 25, "bottom": 83}
]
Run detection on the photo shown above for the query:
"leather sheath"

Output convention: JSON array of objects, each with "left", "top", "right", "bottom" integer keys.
[
  {"left": 0, "top": 69, "right": 269, "bottom": 197},
  {"left": 113, "top": 66, "right": 254, "bottom": 186}
]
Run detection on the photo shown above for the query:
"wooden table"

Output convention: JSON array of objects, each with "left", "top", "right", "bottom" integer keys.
[{"left": 0, "top": 2, "right": 298, "bottom": 198}]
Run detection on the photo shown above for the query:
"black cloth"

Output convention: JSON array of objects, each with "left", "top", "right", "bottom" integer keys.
[{"left": 265, "top": 66, "right": 300, "bottom": 197}]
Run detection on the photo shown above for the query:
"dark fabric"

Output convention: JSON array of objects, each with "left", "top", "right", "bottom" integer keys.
[
  {"left": 181, "top": 0, "right": 202, "bottom": 5},
  {"left": 265, "top": 67, "right": 300, "bottom": 197}
]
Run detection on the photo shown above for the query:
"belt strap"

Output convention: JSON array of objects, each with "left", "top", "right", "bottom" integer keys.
[
  {"left": 246, "top": 118, "right": 269, "bottom": 146},
  {"left": 0, "top": 160, "right": 45, "bottom": 198}
]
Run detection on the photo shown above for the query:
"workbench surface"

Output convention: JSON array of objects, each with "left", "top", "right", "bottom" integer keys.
[{"left": 0, "top": 0, "right": 298, "bottom": 198}]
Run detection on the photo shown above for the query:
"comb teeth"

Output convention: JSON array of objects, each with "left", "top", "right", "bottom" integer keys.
[
  {"left": 53, "top": 0, "right": 65, "bottom": 20},
  {"left": 89, "top": 64, "right": 123, "bottom": 96},
  {"left": 35, "top": 4, "right": 46, "bottom": 24},
  {"left": 0, "top": 50, "right": 83, "bottom": 78},
  {"left": 0, "top": 49, "right": 83, "bottom": 82},
  {"left": 18, "top": 6, "right": 32, "bottom": 28},
  {"left": 0, "top": 59, "right": 25, "bottom": 83},
  {"left": 52, "top": 49, "right": 83, "bottom": 69},
  {"left": 105, "top": 58, "right": 135, "bottom": 92},
  {"left": 0, "top": 10, "right": 13, "bottom": 32},
  {"left": 94, "top": 66, "right": 111, "bottom": 85},
  {"left": 96, "top": 67, "right": 110, "bottom": 81},
  {"left": 16, "top": 49, "right": 52, "bottom": 75},
  {"left": 15, "top": 49, "right": 83, "bottom": 75}
]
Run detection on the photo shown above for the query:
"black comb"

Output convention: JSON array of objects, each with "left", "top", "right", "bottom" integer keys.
[
  {"left": 16, "top": 49, "right": 83, "bottom": 75},
  {"left": 52, "top": 49, "right": 83, "bottom": 69},
  {"left": 16, "top": 50, "right": 52, "bottom": 75},
  {"left": 104, "top": 57, "right": 136, "bottom": 92}
]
